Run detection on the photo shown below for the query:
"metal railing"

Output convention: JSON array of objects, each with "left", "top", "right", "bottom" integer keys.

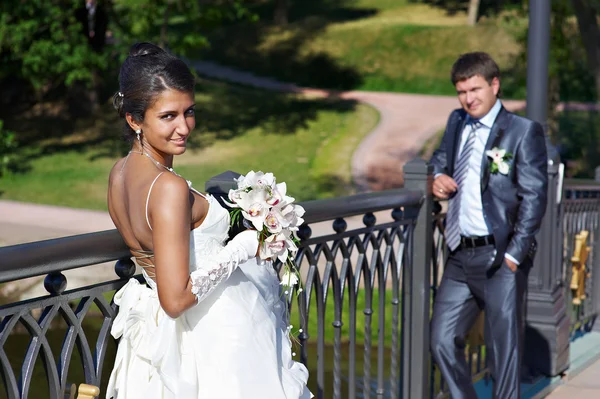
[
  {"left": 563, "top": 181, "right": 600, "bottom": 333},
  {"left": 0, "top": 160, "right": 438, "bottom": 399},
  {"left": 4, "top": 160, "right": 599, "bottom": 399}
]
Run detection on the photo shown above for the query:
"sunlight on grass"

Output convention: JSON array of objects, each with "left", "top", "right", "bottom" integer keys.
[
  {"left": 0, "top": 80, "right": 378, "bottom": 209},
  {"left": 199, "top": 0, "right": 523, "bottom": 96}
]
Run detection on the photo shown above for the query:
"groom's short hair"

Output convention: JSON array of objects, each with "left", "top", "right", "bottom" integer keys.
[{"left": 450, "top": 52, "right": 500, "bottom": 86}]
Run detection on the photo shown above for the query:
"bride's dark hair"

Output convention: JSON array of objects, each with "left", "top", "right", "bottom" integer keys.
[{"left": 112, "top": 42, "right": 196, "bottom": 142}]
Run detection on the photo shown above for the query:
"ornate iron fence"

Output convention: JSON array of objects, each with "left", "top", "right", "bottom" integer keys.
[
  {"left": 0, "top": 232, "right": 134, "bottom": 399},
  {"left": 0, "top": 160, "right": 441, "bottom": 399},
  {"left": 11, "top": 159, "right": 593, "bottom": 398},
  {"left": 563, "top": 181, "right": 600, "bottom": 333}
]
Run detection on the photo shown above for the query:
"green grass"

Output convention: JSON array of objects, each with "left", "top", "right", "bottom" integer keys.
[
  {"left": 0, "top": 79, "right": 378, "bottom": 209},
  {"left": 197, "top": 0, "right": 524, "bottom": 96},
  {"left": 299, "top": 287, "right": 400, "bottom": 348}
]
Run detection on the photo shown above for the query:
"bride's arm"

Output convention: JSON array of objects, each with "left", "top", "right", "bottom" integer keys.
[
  {"left": 150, "top": 175, "right": 198, "bottom": 319},
  {"left": 189, "top": 230, "right": 259, "bottom": 303},
  {"left": 150, "top": 175, "right": 259, "bottom": 317}
]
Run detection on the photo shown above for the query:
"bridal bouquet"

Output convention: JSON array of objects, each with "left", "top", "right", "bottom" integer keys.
[{"left": 225, "top": 171, "right": 305, "bottom": 291}]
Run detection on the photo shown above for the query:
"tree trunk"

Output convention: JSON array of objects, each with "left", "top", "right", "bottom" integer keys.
[
  {"left": 160, "top": 5, "right": 170, "bottom": 48},
  {"left": 467, "top": 0, "right": 481, "bottom": 26},
  {"left": 571, "top": 0, "right": 600, "bottom": 101},
  {"left": 274, "top": 0, "right": 288, "bottom": 26}
]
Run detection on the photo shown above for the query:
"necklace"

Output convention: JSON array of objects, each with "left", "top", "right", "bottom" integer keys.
[{"left": 128, "top": 150, "right": 180, "bottom": 176}]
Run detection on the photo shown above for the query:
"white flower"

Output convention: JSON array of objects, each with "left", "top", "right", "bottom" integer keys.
[
  {"left": 256, "top": 172, "right": 276, "bottom": 189},
  {"left": 280, "top": 269, "right": 299, "bottom": 287},
  {"left": 236, "top": 171, "right": 276, "bottom": 191},
  {"left": 498, "top": 161, "right": 510, "bottom": 175},
  {"left": 486, "top": 148, "right": 506, "bottom": 163},
  {"left": 280, "top": 204, "right": 305, "bottom": 230},
  {"left": 260, "top": 231, "right": 298, "bottom": 262},
  {"left": 264, "top": 208, "right": 287, "bottom": 233},
  {"left": 225, "top": 189, "right": 243, "bottom": 207},
  {"left": 485, "top": 147, "right": 511, "bottom": 175},
  {"left": 234, "top": 189, "right": 269, "bottom": 230},
  {"left": 267, "top": 182, "right": 295, "bottom": 207}
]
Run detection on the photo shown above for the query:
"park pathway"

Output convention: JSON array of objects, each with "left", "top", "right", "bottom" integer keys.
[
  {"left": 189, "top": 60, "right": 526, "bottom": 191},
  {"left": 544, "top": 357, "right": 600, "bottom": 398}
]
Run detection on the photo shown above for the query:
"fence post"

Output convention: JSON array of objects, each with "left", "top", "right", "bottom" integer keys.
[
  {"left": 402, "top": 158, "right": 433, "bottom": 399},
  {"left": 524, "top": 161, "right": 570, "bottom": 377},
  {"left": 205, "top": 170, "right": 241, "bottom": 195}
]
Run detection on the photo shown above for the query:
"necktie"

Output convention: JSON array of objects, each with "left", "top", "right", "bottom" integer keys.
[{"left": 445, "top": 121, "right": 481, "bottom": 251}]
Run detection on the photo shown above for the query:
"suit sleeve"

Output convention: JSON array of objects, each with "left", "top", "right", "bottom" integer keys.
[
  {"left": 506, "top": 121, "right": 548, "bottom": 263},
  {"left": 429, "top": 111, "right": 458, "bottom": 176}
]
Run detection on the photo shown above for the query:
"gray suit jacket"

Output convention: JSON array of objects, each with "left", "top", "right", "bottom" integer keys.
[{"left": 430, "top": 107, "right": 548, "bottom": 266}]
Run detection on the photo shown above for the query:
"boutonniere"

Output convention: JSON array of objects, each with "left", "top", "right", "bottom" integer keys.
[{"left": 486, "top": 147, "right": 512, "bottom": 175}]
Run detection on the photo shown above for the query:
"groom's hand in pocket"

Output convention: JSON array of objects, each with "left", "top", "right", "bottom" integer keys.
[{"left": 505, "top": 257, "right": 518, "bottom": 273}]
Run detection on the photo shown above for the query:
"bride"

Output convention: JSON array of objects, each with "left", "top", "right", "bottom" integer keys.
[{"left": 105, "top": 42, "right": 312, "bottom": 399}]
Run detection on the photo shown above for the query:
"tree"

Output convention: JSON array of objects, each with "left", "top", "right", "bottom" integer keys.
[
  {"left": 570, "top": 0, "right": 600, "bottom": 101},
  {"left": 467, "top": 0, "right": 481, "bottom": 25},
  {"left": 0, "top": 0, "right": 109, "bottom": 99},
  {"left": 274, "top": 0, "right": 289, "bottom": 25},
  {"left": 0, "top": 0, "right": 256, "bottom": 113},
  {"left": 111, "top": 0, "right": 256, "bottom": 59}
]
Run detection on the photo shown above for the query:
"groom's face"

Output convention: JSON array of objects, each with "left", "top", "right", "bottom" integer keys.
[{"left": 455, "top": 75, "right": 500, "bottom": 120}]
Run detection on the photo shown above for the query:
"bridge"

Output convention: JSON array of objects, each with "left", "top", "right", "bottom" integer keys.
[
  {"left": 1, "top": 1, "right": 598, "bottom": 398},
  {"left": 1, "top": 158, "right": 600, "bottom": 399}
]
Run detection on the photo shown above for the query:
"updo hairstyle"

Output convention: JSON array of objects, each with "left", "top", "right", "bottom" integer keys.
[{"left": 112, "top": 42, "right": 196, "bottom": 142}]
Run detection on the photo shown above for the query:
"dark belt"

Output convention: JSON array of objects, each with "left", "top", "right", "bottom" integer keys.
[{"left": 460, "top": 234, "right": 495, "bottom": 249}]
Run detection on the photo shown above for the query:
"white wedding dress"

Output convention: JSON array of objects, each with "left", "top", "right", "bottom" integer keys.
[{"left": 105, "top": 189, "right": 312, "bottom": 399}]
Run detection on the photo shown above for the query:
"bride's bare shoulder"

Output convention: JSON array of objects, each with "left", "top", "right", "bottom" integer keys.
[{"left": 108, "top": 157, "right": 127, "bottom": 185}]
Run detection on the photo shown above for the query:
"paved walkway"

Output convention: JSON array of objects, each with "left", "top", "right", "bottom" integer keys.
[
  {"left": 545, "top": 357, "right": 600, "bottom": 398},
  {"left": 190, "top": 60, "right": 527, "bottom": 191}
]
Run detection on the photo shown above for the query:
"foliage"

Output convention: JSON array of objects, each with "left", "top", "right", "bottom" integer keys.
[
  {"left": 0, "top": 1, "right": 109, "bottom": 92},
  {"left": 110, "top": 0, "right": 257, "bottom": 61},
  {"left": 556, "top": 110, "right": 600, "bottom": 178},
  {"left": 0, "top": 120, "right": 16, "bottom": 178},
  {"left": 0, "top": 0, "right": 256, "bottom": 107}
]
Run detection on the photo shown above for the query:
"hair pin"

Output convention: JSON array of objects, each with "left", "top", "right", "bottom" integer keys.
[{"left": 118, "top": 92, "right": 124, "bottom": 97}]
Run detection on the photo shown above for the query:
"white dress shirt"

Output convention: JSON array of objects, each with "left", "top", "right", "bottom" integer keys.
[{"left": 451, "top": 99, "right": 519, "bottom": 265}]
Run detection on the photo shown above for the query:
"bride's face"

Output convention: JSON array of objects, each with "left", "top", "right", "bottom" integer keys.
[{"left": 140, "top": 88, "right": 196, "bottom": 156}]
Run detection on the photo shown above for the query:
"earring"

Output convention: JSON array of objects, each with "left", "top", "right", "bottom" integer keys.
[{"left": 135, "top": 129, "right": 142, "bottom": 145}]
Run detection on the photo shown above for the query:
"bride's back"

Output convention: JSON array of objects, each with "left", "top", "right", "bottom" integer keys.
[{"left": 108, "top": 156, "right": 163, "bottom": 253}]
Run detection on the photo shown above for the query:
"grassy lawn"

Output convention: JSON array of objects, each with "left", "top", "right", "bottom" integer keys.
[
  {"left": 197, "top": 0, "right": 525, "bottom": 96},
  {"left": 0, "top": 78, "right": 378, "bottom": 210}
]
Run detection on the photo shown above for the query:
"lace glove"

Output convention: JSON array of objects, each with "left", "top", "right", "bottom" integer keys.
[{"left": 190, "top": 230, "right": 259, "bottom": 303}]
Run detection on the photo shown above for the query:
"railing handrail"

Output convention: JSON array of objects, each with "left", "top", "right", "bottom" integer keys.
[
  {"left": 0, "top": 188, "right": 424, "bottom": 283},
  {"left": 565, "top": 178, "right": 600, "bottom": 192},
  {"left": 0, "top": 230, "right": 130, "bottom": 284},
  {"left": 300, "top": 188, "right": 423, "bottom": 223}
]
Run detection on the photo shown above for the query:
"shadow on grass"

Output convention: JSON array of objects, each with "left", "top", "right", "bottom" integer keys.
[
  {"left": 185, "top": 79, "right": 359, "bottom": 149},
  {"left": 1, "top": 78, "right": 359, "bottom": 173},
  {"left": 420, "top": 0, "right": 523, "bottom": 17},
  {"left": 197, "top": 0, "right": 375, "bottom": 90}
]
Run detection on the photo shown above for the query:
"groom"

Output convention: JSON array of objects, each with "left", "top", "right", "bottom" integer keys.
[{"left": 429, "top": 52, "right": 548, "bottom": 399}]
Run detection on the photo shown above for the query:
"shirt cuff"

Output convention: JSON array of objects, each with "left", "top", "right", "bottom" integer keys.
[
  {"left": 434, "top": 173, "right": 444, "bottom": 179},
  {"left": 505, "top": 253, "right": 520, "bottom": 265}
]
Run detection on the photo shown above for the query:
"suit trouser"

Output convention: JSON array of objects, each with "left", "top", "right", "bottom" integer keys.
[{"left": 430, "top": 244, "right": 529, "bottom": 399}]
